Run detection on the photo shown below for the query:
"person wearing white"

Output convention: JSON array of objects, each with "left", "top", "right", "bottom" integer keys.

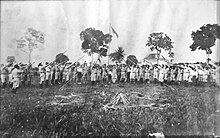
[
  {"left": 38, "top": 63, "right": 45, "bottom": 88},
  {"left": 120, "top": 65, "right": 126, "bottom": 82},
  {"left": 126, "top": 66, "right": 131, "bottom": 82},
  {"left": 136, "top": 66, "right": 140, "bottom": 82},
  {"left": 11, "top": 65, "right": 22, "bottom": 93},
  {"left": 183, "top": 65, "right": 190, "bottom": 86},
  {"left": 8, "top": 66, "right": 13, "bottom": 88},
  {"left": 144, "top": 66, "right": 149, "bottom": 82},
  {"left": 112, "top": 66, "right": 117, "bottom": 83},
  {"left": 153, "top": 66, "right": 159, "bottom": 84},
  {"left": 1, "top": 64, "right": 8, "bottom": 88},
  {"left": 164, "top": 65, "right": 169, "bottom": 84},
  {"left": 203, "top": 68, "right": 209, "bottom": 83},
  {"left": 130, "top": 66, "right": 135, "bottom": 82},
  {"left": 45, "top": 65, "right": 51, "bottom": 86},
  {"left": 55, "top": 66, "right": 60, "bottom": 85}
]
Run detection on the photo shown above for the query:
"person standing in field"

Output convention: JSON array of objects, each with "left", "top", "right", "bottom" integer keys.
[
  {"left": 183, "top": 64, "right": 190, "bottom": 86},
  {"left": 164, "top": 65, "right": 169, "bottom": 84},
  {"left": 112, "top": 65, "right": 117, "bottom": 83},
  {"left": 8, "top": 64, "right": 14, "bottom": 88},
  {"left": 50, "top": 64, "right": 56, "bottom": 85},
  {"left": 38, "top": 63, "right": 45, "bottom": 89},
  {"left": 107, "top": 66, "right": 112, "bottom": 83},
  {"left": 144, "top": 65, "right": 150, "bottom": 83},
  {"left": 96, "top": 66, "right": 102, "bottom": 83},
  {"left": 11, "top": 64, "right": 22, "bottom": 94},
  {"left": 1, "top": 64, "right": 8, "bottom": 88},
  {"left": 158, "top": 64, "right": 164, "bottom": 86},
  {"left": 153, "top": 65, "right": 159, "bottom": 84},
  {"left": 126, "top": 65, "right": 131, "bottom": 82},
  {"left": 54, "top": 65, "right": 60, "bottom": 85},
  {"left": 45, "top": 62, "right": 51, "bottom": 86},
  {"left": 176, "top": 67, "right": 183, "bottom": 85},
  {"left": 116, "top": 64, "right": 121, "bottom": 82},
  {"left": 26, "top": 67, "right": 32, "bottom": 87},
  {"left": 102, "top": 64, "right": 108, "bottom": 83},
  {"left": 120, "top": 64, "right": 126, "bottom": 82},
  {"left": 130, "top": 65, "right": 135, "bottom": 83},
  {"left": 91, "top": 66, "right": 97, "bottom": 86}
]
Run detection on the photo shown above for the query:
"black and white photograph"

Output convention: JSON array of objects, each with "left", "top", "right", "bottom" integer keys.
[{"left": 1, "top": 0, "right": 220, "bottom": 137}]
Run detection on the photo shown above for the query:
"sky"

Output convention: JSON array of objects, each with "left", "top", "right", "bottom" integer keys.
[{"left": 0, "top": 0, "right": 219, "bottom": 65}]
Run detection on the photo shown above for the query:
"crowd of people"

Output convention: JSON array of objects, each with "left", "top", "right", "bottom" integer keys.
[{"left": 0, "top": 59, "right": 218, "bottom": 93}]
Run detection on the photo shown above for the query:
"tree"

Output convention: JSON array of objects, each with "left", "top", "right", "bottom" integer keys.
[
  {"left": 80, "top": 28, "right": 112, "bottom": 60},
  {"left": 16, "top": 28, "right": 45, "bottom": 64},
  {"left": 190, "top": 24, "right": 220, "bottom": 64},
  {"left": 214, "top": 61, "right": 220, "bottom": 67},
  {"left": 6, "top": 56, "right": 15, "bottom": 64},
  {"left": 126, "top": 55, "right": 138, "bottom": 66},
  {"left": 109, "top": 47, "right": 125, "bottom": 63},
  {"left": 55, "top": 53, "right": 69, "bottom": 64},
  {"left": 146, "top": 32, "right": 174, "bottom": 64}
]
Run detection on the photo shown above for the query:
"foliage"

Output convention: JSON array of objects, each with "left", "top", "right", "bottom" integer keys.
[
  {"left": 126, "top": 55, "right": 138, "bottom": 66},
  {"left": 80, "top": 28, "right": 112, "bottom": 57},
  {"left": 146, "top": 32, "right": 174, "bottom": 64},
  {"left": 189, "top": 24, "right": 220, "bottom": 63},
  {"left": 55, "top": 53, "right": 69, "bottom": 64},
  {"left": 6, "top": 56, "right": 15, "bottom": 64},
  {"left": 214, "top": 61, "right": 220, "bottom": 66},
  {"left": 109, "top": 47, "right": 125, "bottom": 63},
  {"left": 16, "top": 28, "right": 45, "bottom": 63}
]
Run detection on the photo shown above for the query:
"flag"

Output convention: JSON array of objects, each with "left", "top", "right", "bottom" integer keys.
[{"left": 110, "top": 25, "right": 119, "bottom": 38}]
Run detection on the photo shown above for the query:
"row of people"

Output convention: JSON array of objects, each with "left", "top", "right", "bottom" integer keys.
[
  {"left": 36, "top": 62, "right": 217, "bottom": 87},
  {"left": 0, "top": 61, "right": 217, "bottom": 92}
]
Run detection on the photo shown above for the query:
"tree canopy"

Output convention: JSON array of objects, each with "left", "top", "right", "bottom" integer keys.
[
  {"left": 126, "top": 55, "right": 138, "bottom": 66},
  {"left": 16, "top": 28, "right": 45, "bottom": 63},
  {"left": 55, "top": 53, "right": 69, "bottom": 64},
  {"left": 80, "top": 28, "right": 112, "bottom": 57},
  {"left": 189, "top": 24, "right": 220, "bottom": 63},
  {"left": 6, "top": 56, "right": 15, "bottom": 64},
  {"left": 109, "top": 47, "right": 125, "bottom": 63},
  {"left": 146, "top": 32, "right": 174, "bottom": 64}
]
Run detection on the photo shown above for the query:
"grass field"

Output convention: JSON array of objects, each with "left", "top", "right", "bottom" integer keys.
[{"left": 0, "top": 80, "right": 220, "bottom": 137}]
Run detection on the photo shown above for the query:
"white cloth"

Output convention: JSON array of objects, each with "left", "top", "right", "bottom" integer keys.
[
  {"left": 158, "top": 68, "right": 164, "bottom": 82},
  {"left": 11, "top": 68, "right": 21, "bottom": 88},
  {"left": 91, "top": 69, "right": 97, "bottom": 81}
]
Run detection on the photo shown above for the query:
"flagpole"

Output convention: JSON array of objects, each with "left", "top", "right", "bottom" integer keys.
[{"left": 108, "top": 24, "right": 111, "bottom": 66}]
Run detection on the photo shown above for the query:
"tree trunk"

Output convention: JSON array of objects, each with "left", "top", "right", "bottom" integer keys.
[
  {"left": 206, "top": 49, "right": 210, "bottom": 64},
  {"left": 92, "top": 53, "right": 93, "bottom": 66},
  {"left": 157, "top": 50, "right": 160, "bottom": 65},
  {"left": 28, "top": 51, "right": 32, "bottom": 64}
]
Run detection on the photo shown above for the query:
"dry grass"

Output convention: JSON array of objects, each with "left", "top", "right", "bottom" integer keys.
[{"left": 0, "top": 82, "right": 219, "bottom": 137}]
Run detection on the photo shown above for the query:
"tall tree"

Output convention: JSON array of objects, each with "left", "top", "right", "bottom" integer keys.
[
  {"left": 109, "top": 47, "right": 125, "bottom": 63},
  {"left": 16, "top": 28, "right": 45, "bottom": 64},
  {"left": 190, "top": 24, "right": 220, "bottom": 64},
  {"left": 6, "top": 56, "right": 15, "bottom": 64},
  {"left": 146, "top": 32, "right": 174, "bottom": 64},
  {"left": 126, "top": 55, "right": 138, "bottom": 66},
  {"left": 80, "top": 28, "right": 112, "bottom": 62}
]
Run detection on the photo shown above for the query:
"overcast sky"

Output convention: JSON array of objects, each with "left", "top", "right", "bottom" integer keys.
[{"left": 1, "top": 0, "right": 219, "bottom": 65}]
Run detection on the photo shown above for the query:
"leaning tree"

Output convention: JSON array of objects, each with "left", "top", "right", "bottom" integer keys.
[
  {"left": 109, "top": 47, "right": 125, "bottom": 64},
  {"left": 80, "top": 28, "right": 112, "bottom": 63},
  {"left": 16, "top": 28, "right": 45, "bottom": 64},
  {"left": 190, "top": 24, "right": 220, "bottom": 64},
  {"left": 146, "top": 32, "right": 174, "bottom": 64}
]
